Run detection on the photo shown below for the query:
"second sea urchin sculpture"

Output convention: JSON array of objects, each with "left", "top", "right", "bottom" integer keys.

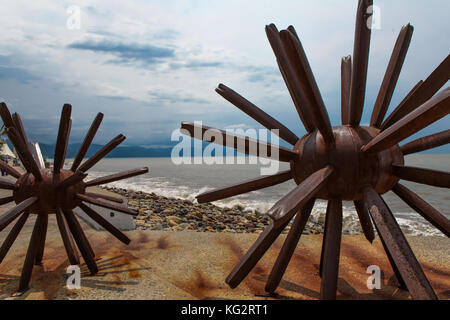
[
  {"left": 0, "top": 103, "right": 148, "bottom": 294},
  {"left": 181, "top": 0, "right": 449, "bottom": 300}
]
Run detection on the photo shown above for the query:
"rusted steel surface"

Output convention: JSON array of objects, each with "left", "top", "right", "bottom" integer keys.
[
  {"left": 0, "top": 177, "right": 17, "bottom": 190},
  {"left": 400, "top": 129, "right": 450, "bottom": 155},
  {"left": 0, "top": 197, "right": 38, "bottom": 232},
  {"left": 0, "top": 212, "right": 29, "bottom": 263},
  {"left": 12, "top": 113, "right": 33, "bottom": 158},
  {"left": 0, "top": 160, "right": 21, "bottom": 178},
  {"left": 18, "top": 213, "right": 45, "bottom": 293},
  {"left": 291, "top": 126, "right": 402, "bottom": 200},
  {"left": 34, "top": 213, "right": 48, "bottom": 265},
  {"left": 78, "top": 134, "right": 126, "bottom": 172},
  {"left": 341, "top": 55, "right": 352, "bottom": 125},
  {"left": 268, "top": 166, "right": 333, "bottom": 226},
  {"left": 76, "top": 193, "right": 138, "bottom": 216},
  {"left": 381, "top": 54, "right": 450, "bottom": 130},
  {"left": 85, "top": 192, "right": 124, "bottom": 204},
  {"left": 392, "top": 165, "right": 450, "bottom": 188},
  {"left": 0, "top": 103, "right": 148, "bottom": 294},
  {"left": 320, "top": 199, "right": 343, "bottom": 300},
  {"left": 63, "top": 208, "right": 98, "bottom": 275},
  {"left": 79, "top": 202, "right": 130, "bottom": 245},
  {"left": 225, "top": 220, "right": 289, "bottom": 289},
  {"left": 392, "top": 184, "right": 450, "bottom": 237},
  {"left": 362, "top": 88, "right": 450, "bottom": 154},
  {"left": 53, "top": 104, "right": 72, "bottom": 174},
  {"left": 265, "top": 198, "right": 315, "bottom": 293},
  {"left": 181, "top": 122, "right": 298, "bottom": 162},
  {"left": 265, "top": 24, "right": 316, "bottom": 133},
  {"left": 55, "top": 208, "right": 79, "bottom": 265},
  {"left": 348, "top": 0, "right": 372, "bottom": 126},
  {"left": 57, "top": 170, "right": 88, "bottom": 190},
  {"left": 68, "top": 208, "right": 95, "bottom": 258},
  {"left": 280, "top": 28, "right": 334, "bottom": 145},
  {"left": 215, "top": 84, "right": 299, "bottom": 145},
  {"left": 6, "top": 127, "right": 42, "bottom": 181},
  {"left": 353, "top": 200, "right": 375, "bottom": 243},
  {"left": 197, "top": 170, "right": 292, "bottom": 204},
  {"left": 363, "top": 186, "right": 437, "bottom": 299},
  {"left": 0, "top": 196, "right": 14, "bottom": 206},
  {"left": 85, "top": 167, "right": 149, "bottom": 187},
  {"left": 70, "top": 112, "right": 103, "bottom": 172},
  {"left": 374, "top": 222, "right": 408, "bottom": 290},
  {"left": 0, "top": 103, "right": 15, "bottom": 128},
  {"left": 13, "top": 169, "right": 85, "bottom": 213},
  {"left": 180, "top": 1, "right": 449, "bottom": 300},
  {"left": 319, "top": 202, "right": 330, "bottom": 278},
  {"left": 370, "top": 24, "right": 413, "bottom": 128}
]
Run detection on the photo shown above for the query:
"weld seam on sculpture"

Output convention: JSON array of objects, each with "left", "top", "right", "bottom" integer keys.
[{"left": 180, "top": 0, "right": 449, "bottom": 300}]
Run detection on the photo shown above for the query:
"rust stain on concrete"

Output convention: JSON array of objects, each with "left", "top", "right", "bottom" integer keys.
[
  {"left": 174, "top": 269, "right": 217, "bottom": 299},
  {"left": 156, "top": 235, "right": 170, "bottom": 249}
]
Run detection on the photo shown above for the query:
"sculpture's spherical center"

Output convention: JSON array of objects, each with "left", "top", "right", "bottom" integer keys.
[
  {"left": 13, "top": 169, "right": 85, "bottom": 214},
  {"left": 290, "top": 126, "right": 403, "bottom": 200}
]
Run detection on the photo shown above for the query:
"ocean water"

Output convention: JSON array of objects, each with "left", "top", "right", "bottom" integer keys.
[{"left": 76, "top": 154, "right": 449, "bottom": 237}]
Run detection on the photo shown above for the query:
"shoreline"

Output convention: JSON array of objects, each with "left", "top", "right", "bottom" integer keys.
[
  {"left": 102, "top": 185, "right": 446, "bottom": 237},
  {"left": 0, "top": 187, "right": 448, "bottom": 299},
  {"left": 105, "top": 186, "right": 339, "bottom": 235}
]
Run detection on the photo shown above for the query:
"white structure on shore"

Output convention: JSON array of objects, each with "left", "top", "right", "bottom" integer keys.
[{"left": 0, "top": 141, "right": 16, "bottom": 158}]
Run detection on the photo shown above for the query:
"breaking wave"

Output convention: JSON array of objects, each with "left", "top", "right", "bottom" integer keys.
[{"left": 87, "top": 170, "right": 443, "bottom": 237}]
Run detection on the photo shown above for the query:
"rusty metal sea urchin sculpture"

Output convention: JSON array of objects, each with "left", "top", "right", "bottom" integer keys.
[
  {"left": 181, "top": 0, "right": 449, "bottom": 300},
  {"left": 0, "top": 103, "right": 148, "bottom": 294}
]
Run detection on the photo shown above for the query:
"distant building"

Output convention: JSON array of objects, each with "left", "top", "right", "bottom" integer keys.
[{"left": 0, "top": 140, "right": 16, "bottom": 159}]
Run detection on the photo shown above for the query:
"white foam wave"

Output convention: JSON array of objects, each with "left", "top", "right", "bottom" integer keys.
[{"left": 87, "top": 172, "right": 443, "bottom": 237}]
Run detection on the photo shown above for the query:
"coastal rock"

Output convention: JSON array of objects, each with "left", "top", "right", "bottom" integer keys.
[
  {"left": 166, "top": 215, "right": 181, "bottom": 227},
  {"left": 148, "top": 216, "right": 163, "bottom": 223},
  {"left": 103, "top": 186, "right": 330, "bottom": 235}
]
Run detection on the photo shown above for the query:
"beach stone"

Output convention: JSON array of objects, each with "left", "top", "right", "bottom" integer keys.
[
  {"left": 100, "top": 186, "right": 345, "bottom": 236},
  {"left": 153, "top": 223, "right": 163, "bottom": 230},
  {"left": 185, "top": 213, "right": 197, "bottom": 220},
  {"left": 166, "top": 215, "right": 181, "bottom": 227},
  {"left": 149, "top": 216, "right": 163, "bottom": 223},
  {"left": 163, "top": 208, "right": 175, "bottom": 215}
]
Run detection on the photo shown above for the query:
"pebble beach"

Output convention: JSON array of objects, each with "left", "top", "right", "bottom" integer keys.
[{"left": 104, "top": 186, "right": 368, "bottom": 235}]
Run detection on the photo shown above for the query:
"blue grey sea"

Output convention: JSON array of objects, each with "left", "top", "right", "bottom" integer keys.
[{"left": 78, "top": 154, "right": 449, "bottom": 237}]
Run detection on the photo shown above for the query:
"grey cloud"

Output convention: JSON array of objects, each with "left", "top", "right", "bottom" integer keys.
[
  {"left": 153, "top": 29, "right": 180, "bottom": 40},
  {"left": 244, "top": 65, "right": 279, "bottom": 83},
  {"left": 67, "top": 39, "right": 174, "bottom": 65},
  {"left": 97, "top": 95, "right": 133, "bottom": 101},
  {"left": 148, "top": 91, "right": 208, "bottom": 105},
  {"left": 0, "top": 55, "right": 40, "bottom": 84},
  {"left": 169, "top": 60, "right": 223, "bottom": 70},
  {"left": 0, "top": 66, "right": 40, "bottom": 84}
]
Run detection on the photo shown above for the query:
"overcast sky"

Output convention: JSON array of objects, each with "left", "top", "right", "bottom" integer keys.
[{"left": 0, "top": 0, "right": 448, "bottom": 150}]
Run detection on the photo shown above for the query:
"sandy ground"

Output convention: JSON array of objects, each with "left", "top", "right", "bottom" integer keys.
[
  {"left": 0, "top": 185, "right": 448, "bottom": 300},
  {"left": 0, "top": 167, "right": 448, "bottom": 300}
]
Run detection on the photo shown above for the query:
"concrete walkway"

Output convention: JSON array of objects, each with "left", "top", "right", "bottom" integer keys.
[
  {"left": 0, "top": 167, "right": 448, "bottom": 300},
  {"left": 0, "top": 201, "right": 448, "bottom": 299}
]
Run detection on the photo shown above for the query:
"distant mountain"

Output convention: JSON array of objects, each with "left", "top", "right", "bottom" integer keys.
[
  {"left": 4, "top": 140, "right": 242, "bottom": 159},
  {"left": 4, "top": 141, "right": 173, "bottom": 159},
  {"left": 6, "top": 139, "right": 448, "bottom": 160},
  {"left": 36, "top": 142, "right": 236, "bottom": 159}
]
